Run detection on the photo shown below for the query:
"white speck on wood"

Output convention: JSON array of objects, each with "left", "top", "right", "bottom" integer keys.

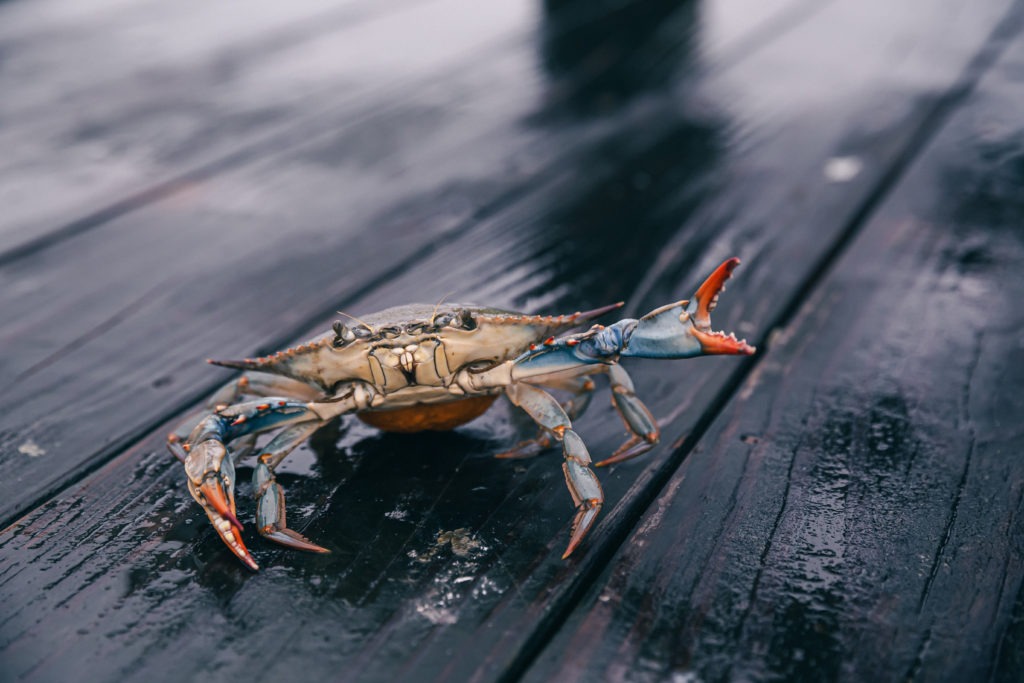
[
  {"left": 18, "top": 440, "right": 46, "bottom": 457},
  {"left": 823, "top": 156, "right": 863, "bottom": 182},
  {"left": 416, "top": 603, "right": 458, "bottom": 625}
]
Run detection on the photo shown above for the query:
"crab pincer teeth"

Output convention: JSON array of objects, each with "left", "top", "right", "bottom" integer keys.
[
  {"left": 197, "top": 484, "right": 258, "bottom": 570},
  {"left": 218, "top": 524, "right": 258, "bottom": 570},
  {"left": 693, "top": 257, "right": 741, "bottom": 329},
  {"left": 690, "top": 328, "right": 756, "bottom": 355},
  {"left": 216, "top": 526, "right": 258, "bottom": 571},
  {"left": 198, "top": 479, "right": 244, "bottom": 533}
]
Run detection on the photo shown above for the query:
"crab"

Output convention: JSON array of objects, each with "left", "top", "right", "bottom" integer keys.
[{"left": 167, "top": 258, "right": 755, "bottom": 570}]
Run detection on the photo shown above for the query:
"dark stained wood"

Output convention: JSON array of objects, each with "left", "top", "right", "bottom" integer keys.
[
  {"left": 524, "top": 24, "right": 1024, "bottom": 683},
  {"left": 0, "top": 0, "right": 514, "bottom": 257},
  {"left": 1, "top": 0, "right": 1022, "bottom": 682}
]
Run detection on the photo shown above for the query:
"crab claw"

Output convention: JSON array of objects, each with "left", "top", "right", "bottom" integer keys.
[
  {"left": 182, "top": 436, "right": 259, "bottom": 570},
  {"left": 691, "top": 257, "right": 739, "bottom": 330},
  {"left": 686, "top": 257, "right": 755, "bottom": 355},
  {"left": 197, "top": 478, "right": 243, "bottom": 533},
  {"left": 621, "top": 257, "right": 755, "bottom": 359}
]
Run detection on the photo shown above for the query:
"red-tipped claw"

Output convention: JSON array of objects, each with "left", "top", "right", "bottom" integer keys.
[
  {"left": 689, "top": 257, "right": 755, "bottom": 356},
  {"left": 198, "top": 480, "right": 243, "bottom": 533},
  {"left": 692, "top": 257, "right": 740, "bottom": 330},
  {"left": 193, "top": 478, "right": 259, "bottom": 570},
  {"left": 691, "top": 328, "right": 756, "bottom": 355}
]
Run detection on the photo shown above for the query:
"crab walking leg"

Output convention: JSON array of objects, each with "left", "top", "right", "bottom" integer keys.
[
  {"left": 506, "top": 382, "right": 604, "bottom": 558},
  {"left": 598, "top": 364, "right": 660, "bottom": 467},
  {"left": 253, "top": 422, "right": 330, "bottom": 553},
  {"left": 495, "top": 374, "right": 598, "bottom": 460},
  {"left": 542, "top": 374, "right": 599, "bottom": 421},
  {"left": 205, "top": 372, "right": 324, "bottom": 411}
]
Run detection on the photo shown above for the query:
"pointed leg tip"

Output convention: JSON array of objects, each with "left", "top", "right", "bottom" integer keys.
[
  {"left": 263, "top": 528, "right": 330, "bottom": 554},
  {"left": 596, "top": 437, "right": 656, "bottom": 467},
  {"left": 561, "top": 532, "right": 589, "bottom": 559},
  {"left": 561, "top": 503, "right": 602, "bottom": 559},
  {"left": 561, "top": 536, "right": 585, "bottom": 560}
]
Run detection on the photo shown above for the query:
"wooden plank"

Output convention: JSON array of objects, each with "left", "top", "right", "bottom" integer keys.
[
  {"left": 0, "top": 0, "right": 1018, "bottom": 681},
  {"left": 0, "top": 0, "right": 819, "bottom": 530},
  {"left": 0, "top": 0, "right": 803, "bottom": 260},
  {"left": 524, "top": 22, "right": 1024, "bottom": 683},
  {"left": 0, "top": 0, "right": 525, "bottom": 257}
]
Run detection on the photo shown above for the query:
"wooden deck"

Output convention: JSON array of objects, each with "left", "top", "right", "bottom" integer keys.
[{"left": 2, "top": 0, "right": 1024, "bottom": 681}]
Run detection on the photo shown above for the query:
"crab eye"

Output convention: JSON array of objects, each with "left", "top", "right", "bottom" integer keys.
[
  {"left": 352, "top": 326, "right": 372, "bottom": 339},
  {"left": 332, "top": 322, "right": 355, "bottom": 347},
  {"left": 455, "top": 311, "right": 477, "bottom": 331},
  {"left": 433, "top": 314, "right": 453, "bottom": 328}
]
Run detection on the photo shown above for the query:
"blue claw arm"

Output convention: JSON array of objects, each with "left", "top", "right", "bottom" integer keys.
[{"left": 511, "top": 258, "right": 755, "bottom": 380}]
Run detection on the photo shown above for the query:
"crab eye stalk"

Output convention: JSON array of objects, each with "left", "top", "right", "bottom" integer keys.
[
  {"left": 455, "top": 310, "right": 478, "bottom": 331},
  {"left": 332, "top": 322, "right": 354, "bottom": 347}
]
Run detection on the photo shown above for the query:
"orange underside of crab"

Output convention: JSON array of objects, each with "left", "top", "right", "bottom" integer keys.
[{"left": 356, "top": 394, "right": 498, "bottom": 432}]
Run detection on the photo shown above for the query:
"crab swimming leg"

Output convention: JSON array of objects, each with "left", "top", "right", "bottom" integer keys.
[
  {"left": 505, "top": 382, "right": 603, "bottom": 559},
  {"left": 495, "top": 374, "right": 598, "bottom": 460},
  {"left": 496, "top": 363, "right": 658, "bottom": 465}
]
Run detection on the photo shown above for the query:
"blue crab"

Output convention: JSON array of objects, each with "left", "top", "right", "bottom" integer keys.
[{"left": 167, "top": 258, "right": 755, "bottom": 570}]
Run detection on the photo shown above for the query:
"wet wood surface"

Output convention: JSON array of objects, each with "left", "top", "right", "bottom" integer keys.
[{"left": 2, "top": 1, "right": 1023, "bottom": 682}]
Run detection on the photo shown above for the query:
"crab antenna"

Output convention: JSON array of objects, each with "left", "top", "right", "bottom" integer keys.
[
  {"left": 429, "top": 292, "right": 456, "bottom": 326},
  {"left": 335, "top": 309, "right": 376, "bottom": 334}
]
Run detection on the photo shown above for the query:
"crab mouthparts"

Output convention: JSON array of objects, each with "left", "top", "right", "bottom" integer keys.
[{"left": 691, "top": 257, "right": 755, "bottom": 356}]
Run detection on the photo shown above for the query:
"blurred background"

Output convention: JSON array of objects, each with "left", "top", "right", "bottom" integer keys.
[{"left": 2, "top": 0, "right": 1023, "bottom": 681}]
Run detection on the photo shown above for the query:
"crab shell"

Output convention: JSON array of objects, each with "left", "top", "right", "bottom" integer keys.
[{"left": 210, "top": 302, "right": 623, "bottom": 432}]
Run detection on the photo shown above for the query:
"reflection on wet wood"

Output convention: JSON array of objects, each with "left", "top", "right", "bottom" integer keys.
[{"left": 1, "top": 0, "right": 1023, "bottom": 681}]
